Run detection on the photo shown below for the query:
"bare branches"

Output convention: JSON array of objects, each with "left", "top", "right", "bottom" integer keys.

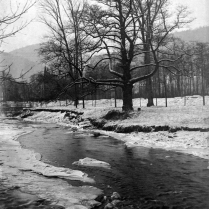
[
  {"left": 39, "top": 0, "right": 98, "bottom": 82},
  {"left": 35, "top": 0, "right": 194, "bottom": 110},
  {"left": 0, "top": 0, "right": 36, "bottom": 47}
]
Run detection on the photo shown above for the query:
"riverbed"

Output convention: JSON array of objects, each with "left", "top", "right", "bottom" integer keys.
[{"left": 17, "top": 121, "right": 209, "bottom": 208}]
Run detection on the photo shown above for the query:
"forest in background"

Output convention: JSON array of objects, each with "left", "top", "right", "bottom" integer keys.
[{"left": 1, "top": 39, "right": 209, "bottom": 106}]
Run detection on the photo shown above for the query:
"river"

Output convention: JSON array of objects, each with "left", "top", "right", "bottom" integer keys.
[
  {"left": 18, "top": 122, "right": 209, "bottom": 208},
  {"left": 1, "top": 116, "right": 209, "bottom": 208}
]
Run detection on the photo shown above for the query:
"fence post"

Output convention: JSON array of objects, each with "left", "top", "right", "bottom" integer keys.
[
  {"left": 115, "top": 87, "right": 117, "bottom": 107},
  {"left": 164, "top": 69, "right": 167, "bottom": 107}
]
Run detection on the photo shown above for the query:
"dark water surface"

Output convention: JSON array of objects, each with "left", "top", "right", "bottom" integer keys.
[
  {"left": 0, "top": 183, "right": 56, "bottom": 209},
  {"left": 18, "top": 124, "right": 209, "bottom": 209}
]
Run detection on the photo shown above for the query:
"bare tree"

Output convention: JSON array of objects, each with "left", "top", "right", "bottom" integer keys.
[
  {"left": 132, "top": 0, "right": 193, "bottom": 106},
  {"left": 39, "top": 0, "right": 98, "bottom": 78},
  {"left": 82, "top": 0, "right": 192, "bottom": 111},
  {"left": 39, "top": 0, "right": 99, "bottom": 106},
  {"left": 193, "top": 42, "right": 209, "bottom": 105}
]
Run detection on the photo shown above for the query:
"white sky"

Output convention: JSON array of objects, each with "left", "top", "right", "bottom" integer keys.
[{"left": 1, "top": 0, "right": 209, "bottom": 52}]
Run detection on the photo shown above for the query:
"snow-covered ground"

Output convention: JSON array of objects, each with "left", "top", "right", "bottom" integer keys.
[
  {"left": 26, "top": 96, "right": 209, "bottom": 159},
  {"left": 34, "top": 96, "right": 209, "bottom": 128}
]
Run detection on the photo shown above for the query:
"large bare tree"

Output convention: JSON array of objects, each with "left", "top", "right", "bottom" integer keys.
[
  {"left": 39, "top": 0, "right": 100, "bottom": 106},
  {"left": 38, "top": 0, "right": 192, "bottom": 110},
  {"left": 39, "top": 0, "right": 98, "bottom": 79},
  {"left": 82, "top": 0, "right": 192, "bottom": 111}
]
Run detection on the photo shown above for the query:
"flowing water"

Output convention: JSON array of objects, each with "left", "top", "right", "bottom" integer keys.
[{"left": 17, "top": 125, "right": 209, "bottom": 209}]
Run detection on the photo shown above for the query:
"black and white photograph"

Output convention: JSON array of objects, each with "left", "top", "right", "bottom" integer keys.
[{"left": 0, "top": 0, "right": 209, "bottom": 208}]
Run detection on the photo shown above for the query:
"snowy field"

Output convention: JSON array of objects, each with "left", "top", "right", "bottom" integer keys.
[{"left": 34, "top": 95, "right": 209, "bottom": 128}]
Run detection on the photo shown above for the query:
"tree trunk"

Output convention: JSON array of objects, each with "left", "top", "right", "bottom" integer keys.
[
  {"left": 94, "top": 86, "right": 97, "bottom": 107},
  {"left": 158, "top": 69, "right": 161, "bottom": 98},
  {"left": 81, "top": 81, "right": 85, "bottom": 109},
  {"left": 202, "top": 66, "right": 205, "bottom": 106},
  {"left": 122, "top": 84, "right": 133, "bottom": 111},
  {"left": 177, "top": 75, "right": 181, "bottom": 97},
  {"left": 145, "top": 52, "right": 154, "bottom": 107},
  {"left": 164, "top": 71, "right": 167, "bottom": 107},
  {"left": 194, "top": 76, "right": 196, "bottom": 94},
  {"left": 196, "top": 76, "right": 199, "bottom": 95},
  {"left": 74, "top": 84, "right": 78, "bottom": 108},
  {"left": 114, "top": 87, "right": 117, "bottom": 108},
  {"left": 146, "top": 77, "right": 154, "bottom": 106}
]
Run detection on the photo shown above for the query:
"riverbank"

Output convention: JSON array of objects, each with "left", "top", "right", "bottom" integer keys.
[{"left": 22, "top": 96, "right": 209, "bottom": 159}]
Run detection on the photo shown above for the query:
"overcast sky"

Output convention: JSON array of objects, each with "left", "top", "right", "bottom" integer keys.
[{"left": 1, "top": 0, "right": 209, "bottom": 52}]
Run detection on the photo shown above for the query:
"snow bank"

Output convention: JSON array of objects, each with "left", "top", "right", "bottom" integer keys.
[
  {"left": 97, "top": 130, "right": 209, "bottom": 159},
  {"left": 26, "top": 111, "right": 67, "bottom": 123}
]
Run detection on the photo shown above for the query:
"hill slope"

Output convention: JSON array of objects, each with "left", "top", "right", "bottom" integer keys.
[
  {"left": 0, "top": 52, "right": 43, "bottom": 81},
  {"left": 174, "top": 26, "right": 209, "bottom": 43},
  {"left": 9, "top": 43, "right": 42, "bottom": 64},
  {"left": 1, "top": 26, "right": 208, "bottom": 81}
]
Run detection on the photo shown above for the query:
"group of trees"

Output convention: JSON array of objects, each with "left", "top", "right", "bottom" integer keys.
[
  {"left": 37, "top": 0, "right": 195, "bottom": 111},
  {"left": 1, "top": 0, "right": 209, "bottom": 110},
  {"left": 136, "top": 40, "right": 209, "bottom": 102},
  {"left": 3, "top": 38, "right": 208, "bottom": 107}
]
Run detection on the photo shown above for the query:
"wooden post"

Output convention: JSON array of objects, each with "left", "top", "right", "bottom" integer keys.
[
  {"left": 82, "top": 79, "right": 85, "bottom": 108},
  {"left": 94, "top": 85, "right": 97, "bottom": 107},
  {"left": 164, "top": 69, "right": 167, "bottom": 107},
  {"left": 2, "top": 71, "right": 5, "bottom": 102},
  {"left": 202, "top": 63, "right": 205, "bottom": 106},
  {"left": 114, "top": 87, "right": 117, "bottom": 108},
  {"left": 74, "top": 84, "right": 77, "bottom": 108}
]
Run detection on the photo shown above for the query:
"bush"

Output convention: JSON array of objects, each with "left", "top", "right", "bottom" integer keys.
[{"left": 103, "top": 110, "right": 130, "bottom": 120}]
